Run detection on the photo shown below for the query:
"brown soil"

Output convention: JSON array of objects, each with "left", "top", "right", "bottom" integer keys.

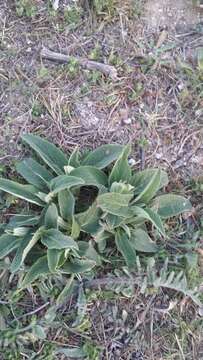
[
  {"left": 145, "top": 0, "right": 201, "bottom": 30},
  {"left": 0, "top": 0, "right": 202, "bottom": 176}
]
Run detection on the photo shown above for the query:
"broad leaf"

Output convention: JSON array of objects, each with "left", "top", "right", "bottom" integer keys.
[
  {"left": 78, "top": 241, "right": 101, "bottom": 265},
  {"left": 32, "top": 325, "right": 46, "bottom": 340},
  {"left": 109, "top": 145, "right": 131, "bottom": 185},
  {"left": 97, "top": 192, "right": 133, "bottom": 217},
  {"left": 130, "top": 168, "right": 168, "bottom": 192},
  {"left": 49, "top": 175, "right": 84, "bottom": 196},
  {"left": 68, "top": 147, "right": 81, "bottom": 167},
  {"left": 0, "top": 235, "right": 20, "bottom": 259},
  {"left": 94, "top": 229, "right": 111, "bottom": 244},
  {"left": 7, "top": 215, "right": 39, "bottom": 229},
  {"left": 93, "top": 230, "right": 111, "bottom": 252},
  {"left": 47, "top": 249, "right": 62, "bottom": 272},
  {"left": 76, "top": 202, "right": 101, "bottom": 234},
  {"left": 16, "top": 158, "right": 52, "bottom": 192},
  {"left": 97, "top": 192, "right": 132, "bottom": 208},
  {"left": 22, "top": 134, "right": 68, "bottom": 175},
  {"left": 132, "top": 206, "right": 165, "bottom": 236},
  {"left": 45, "top": 203, "right": 58, "bottom": 229},
  {"left": 56, "top": 275, "right": 75, "bottom": 305},
  {"left": 70, "top": 166, "right": 108, "bottom": 187},
  {"left": 13, "top": 227, "right": 30, "bottom": 236},
  {"left": 152, "top": 194, "right": 192, "bottom": 219},
  {"left": 71, "top": 216, "right": 80, "bottom": 239},
  {"left": 134, "top": 169, "right": 161, "bottom": 203},
  {"left": 72, "top": 286, "right": 87, "bottom": 327},
  {"left": 11, "top": 230, "right": 42, "bottom": 272},
  {"left": 105, "top": 213, "right": 125, "bottom": 228},
  {"left": 41, "top": 229, "right": 78, "bottom": 250},
  {"left": 62, "top": 258, "right": 96, "bottom": 274},
  {"left": 115, "top": 229, "right": 136, "bottom": 267},
  {"left": 82, "top": 144, "right": 124, "bottom": 169},
  {"left": 110, "top": 182, "right": 134, "bottom": 194},
  {"left": 0, "top": 179, "right": 45, "bottom": 206},
  {"left": 55, "top": 347, "right": 86, "bottom": 358},
  {"left": 20, "top": 256, "right": 50, "bottom": 288},
  {"left": 58, "top": 189, "right": 75, "bottom": 220},
  {"left": 131, "top": 229, "right": 158, "bottom": 253}
]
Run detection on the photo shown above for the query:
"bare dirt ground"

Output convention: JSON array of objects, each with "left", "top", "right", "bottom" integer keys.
[
  {"left": 0, "top": 1, "right": 203, "bottom": 359},
  {"left": 0, "top": 0, "right": 202, "bottom": 180},
  {"left": 145, "top": 0, "right": 200, "bottom": 30}
]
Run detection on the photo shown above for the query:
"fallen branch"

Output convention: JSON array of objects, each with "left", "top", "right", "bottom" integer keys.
[{"left": 40, "top": 46, "right": 118, "bottom": 80}]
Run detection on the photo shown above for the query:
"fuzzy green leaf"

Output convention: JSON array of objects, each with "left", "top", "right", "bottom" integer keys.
[
  {"left": 0, "top": 179, "right": 45, "bottom": 206},
  {"left": 56, "top": 275, "right": 75, "bottom": 305},
  {"left": 134, "top": 169, "right": 161, "bottom": 203},
  {"left": 0, "top": 235, "right": 20, "bottom": 259},
  {"left": 98, "top": 192, "right": 132, "bottom": 207},
  {"left": 132, "top": 206, "right": 165, "bottom": 236},
  {"left": 115, "top": 229, "right": 136, "bottom": 267},
  {"left": 7, "top": 215, "right": 39, "bottom": 229},
  {"left": 49, "top": 175, "right": 84, "bottom": 196},
  {"left": 130, "top": 168, "right": 168, "bottom": 192},
  {"left": 45, "top": 203, "right": 58, "bottom": 229},
  {"left": 58, "top": 189, "right": 75, "bottom": 220},
  {"left": 71, "top": 216, "right": 80, "bottom": 239},
  {"left": 152, "top": 194, "right": 192, "bottom": 219},
  {"left": 109, "top": 145, "right": 131, "bottom": 185},
  {"left": 76, "top": 202, "right": 101, "bottom": 234},
  {"left": 47, "top": 249, "right": 62, "bottom": 272},
  {"left": 11, "top": 229, "right": 42, "bottom": 273},
  {"left": 32, "top": 325, "right": 46, "bottom": 340},
  {"left": 70, "top": 166, "right": 108, "bottom": 187},
  {"left": 105, "top": 213, "right": 125, "bottom": 228},
  {"left": 22, "top": 134, "right": 68, "bottom": 175},
  {"left": 78, "top": 241, "right": 101, "bottom": 265},
  {"left": 82, "top": 144, "right": 124, "bottom": 169},
  {"left": 68, "top": 147, "right": 81, "bottom": 167},
  {"left": 20, "top": 256, "right": 50, "bottom": 288},
  {"left": 55, "top": 347, "right": 86, "bottom": 358},
  {"left": 62, "top": 258, "right": 96, "bottom": 274},
  {"left": 131, "top": 229, "right": 158, "bottom": 253},
  {"left": 73, "top": 286, "right": 87, "bottom": 327},
  {"left": 16, "top": 158, "right": 52, "bottom": 192},
  {"left": 110, "top": 182, "right": 134, "bottom": 195},
  {"left": 93, "top": 230, "right": 110, "bottom": 252},
  {"left": 41, "top": 229, "right": 78, "bottom": 250},
  {"left": 97, "top": 192, "right": 133, "bottom": 217}
]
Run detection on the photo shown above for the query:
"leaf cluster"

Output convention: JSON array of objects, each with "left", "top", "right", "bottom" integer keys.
[{"left": 0, "top": 135, "right": 192, "bottom": 287}]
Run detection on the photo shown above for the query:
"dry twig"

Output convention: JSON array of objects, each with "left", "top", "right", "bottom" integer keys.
[{"left": 40, "top": 47, "right": 118, "bottom": 80}]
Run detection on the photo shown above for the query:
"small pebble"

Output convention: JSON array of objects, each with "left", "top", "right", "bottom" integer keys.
[
  {"left": 123, "top": 118, "right": 132, "bottom": 125},
  {"left": 177, "top": 82, "right": 185, "bottom": 91},
  {"left": 155, "top": 153, "right": 162, "bottom": 160},
  {"left": 128, "top": 158, "right": 136, "bottom": 166}
]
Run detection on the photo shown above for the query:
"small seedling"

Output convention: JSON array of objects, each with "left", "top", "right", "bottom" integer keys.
[
  {"left": 31, "top": 101, "right": 44, "bottom": 117},
  {"left": 64, "top": 5, "right": 83, "bottom": 26},
  {"left": 15, "top": 0, "right": 37, "bottom": 17},
  {"left": 92, "top": 0, "right": 116, "bottom": 16},
  {"left": 38, "top": 66, "right": 50, "bottom": 79},
  {"left": 66, "top": 57, "right": 79, "bottom": 78},
  {"left": 89, "top": 44, "right": 102, "bottom": 61}
]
